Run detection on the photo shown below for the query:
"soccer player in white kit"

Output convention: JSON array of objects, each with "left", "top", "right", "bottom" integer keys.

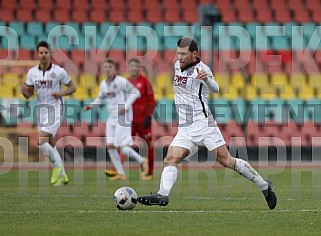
[
  {"left": 138, "top": 38, "right": 277, "bottom": 209},
  {"left": 83, "top": 58, "right": 148, "bottom": 180},
  {"left": 21, "top": 41, "right": 76, "bottom": 187}
]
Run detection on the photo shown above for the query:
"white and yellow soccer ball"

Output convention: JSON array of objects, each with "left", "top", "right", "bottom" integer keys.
[{"left": 113, "top": 187, "right": 138, "bottom": 210}]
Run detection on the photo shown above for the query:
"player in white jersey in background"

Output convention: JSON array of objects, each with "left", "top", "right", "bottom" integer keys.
[
  {"left": 21, "top": 41, "right": 76, "bottom": 186},
  {"left": 83, "top": 58, "right": 148, "bottom": 180},
  {"left": 138, "top": 37, "right": 277, "bottom": 209}
]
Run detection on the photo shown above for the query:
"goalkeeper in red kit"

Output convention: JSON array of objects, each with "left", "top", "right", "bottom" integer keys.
[{"left": 105, "top": 58, "right": 156, "bottom": 180}]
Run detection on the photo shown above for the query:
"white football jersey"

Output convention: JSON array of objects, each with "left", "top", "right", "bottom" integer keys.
[
  {"left": 96, "top": 75, "right": 139, "bottom": 122},
  {"left": 173, "top": 60, "right": 216, "bottom": 125},
  {"left": 26, "top": 63, "right": 71, "bottom": 108}
]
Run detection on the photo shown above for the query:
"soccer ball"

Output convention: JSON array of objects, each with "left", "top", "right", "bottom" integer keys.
[{"left": 113, "top": 187, "right": 137, "bottom": 210}]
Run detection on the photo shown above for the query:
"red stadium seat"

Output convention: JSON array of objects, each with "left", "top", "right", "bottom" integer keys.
[
  {"left": 314, "top": 50, "right": 321, "bottom": 65},
  {"left": 251, "top": 0, "right": 269, "bottom": 10},
  {"left": 127, "top": 8, "right": 144, "bottom": 23},
  {"left": 89, "top": 9, "right": 107, "bottom": 23},
  {"left": 198, "top": 0, "right": 214, "bottom": 4},
  {"left": 244, "top": 120, "right": 262, "bottom": 147},
  {"left": 270, "top": 0, "right": 287, "bottom": 9},
  {"left": 0, "top": 9, "right": 14, "bottom": 22},
  {"left": 287, "top": 0, "right": 305, "bottom": 11},
  {"left": 38, "top": 0, "right": 53, "bottom": 10},
  {"left": 89, "top": 49, "right": 107, "bottom": 63},
  {"left": 237, "top": 8, "right": 255, "bottom": 23},
  {"left": 182, "top": 9, "right": 199, "bottom": 24},
  {"left": 127, "top": 0, "right": 143, "bottom": 8},
  {"left": 51, "top": 50, "right": 70, "bottom": 65},
  {"left": 293, "top": 9, "right": 311, "bottom": 23},
  {"left": 109, "top": 9, "right": 126, "bottom": 23},
  {"left": 276, "top": 50, "right": 292, "bottom": 65},
  {"left": 19, "top": 0, "right": 36, "bottom": 9},
  {"left": 181, "top": 0, "right": 197, "bottom": 11},
  {"left": 274, "top": 9, "right": 293, "bottom": 23},
  {"left": 106, "top": 50, "right": 124, "bottom": 62},
  {"left": 162, "top": 0, "right": 178, "bottom": 7},
  {"left": 72, "top": 9, "right": 88, "bottom": 23},
  {"left": 256, "top": 9, "right": 274, "bottom": 23},
  {"left": 73, "top": 0, "right": 89, "bottom": 10},
  {"left": 53, "top": 9, "right": 70, "bottom": 23},
  {"left": 16, "top": 9, "right": 33, "bottom": 22},
  {"left": 164, "top": 9, "right": 181, "bottom": 23},
  {"left": 216, "top": 0, "right": 233, "bottom": 9},
  {"left": 109, "top": 0, "right": 124, "bottom": 7},
  {"left": 143, "top": 0, "right": 159, "bottom": 10},
  {"left": 17, "top": 49, "right": 32, "bottom": 60},
  {"left": 145, "top": 9, "right": 163, "bottom": 23},
  {"left": 1, "top": 0, "right": 17, "bottom": 9},
  {"left": 56, "top": 0, "right": 71, "bottom": 10},
  {"left": 91, "top": 0, "right": 107, "bottom": 9},
  {"left": 220, "top": 9, "right": 238, "bottom": 23},
  {"left": 311, "top": 8, "right": 321, "bottom": 22},
  {"left": 71, "top": 49, "right": 86, "bottom": 66},
  {"left": 35, "top": 9, "right": 52, "bottom": 23}
]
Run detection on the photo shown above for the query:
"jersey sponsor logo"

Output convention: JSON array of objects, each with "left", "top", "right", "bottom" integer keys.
[
  {"left": 35, "top": 80, "right": 52, "bottom": 88},
  {"left": 174, "top": 75, "right": 188, "bottom": 86}
]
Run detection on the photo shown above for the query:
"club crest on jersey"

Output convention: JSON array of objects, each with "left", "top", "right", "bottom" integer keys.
[
  {"left": 35, "top": 80, "right": 52, "bottom": 88},
  {"left": 187, "top": 68, "right": 194, "bottom": 76},
  {"left": 50, "top": 73, "right": 57, "bottom": 78},
  {"left": 174, "top": 75, "right": 188, "bottom": 86}
]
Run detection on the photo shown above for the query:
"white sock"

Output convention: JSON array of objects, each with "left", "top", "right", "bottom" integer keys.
[
  {"left": 108, "top": 149, "right": 125, "bottom": 175},
  {"left": 39, "top": 143, "right": 61, "bottom": 168},
  {"left": 121, "top": 146, "right": 144, "bottom": 164},
  {"left": 158, "top": 166, "right": 178, "bottom": 196},
  {"left": 235, "top": 158, "right": 268, "bottom": 191},
  {"left": 53, "top": 146, "right": 65, "bottom": 175}
]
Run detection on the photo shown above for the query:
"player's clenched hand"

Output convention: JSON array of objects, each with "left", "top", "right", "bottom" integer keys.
[
  {"left": 196, "top": 67, "right": 208, "bottom": 81},
  {"left": 52, "top": 92, "right": 63, "bottom": 99},
  {"left": 83, "top": 105, "right": 91, "bottom": 111}
]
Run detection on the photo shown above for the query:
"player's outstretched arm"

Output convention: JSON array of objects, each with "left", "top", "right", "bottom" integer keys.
[{"left": 196, "top": 67, "right": 219, "bottom": 93}]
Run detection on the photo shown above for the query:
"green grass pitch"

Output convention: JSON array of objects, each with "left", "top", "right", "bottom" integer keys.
[{"left": 0, "top": 166, "right": 320, "bottom": 235}]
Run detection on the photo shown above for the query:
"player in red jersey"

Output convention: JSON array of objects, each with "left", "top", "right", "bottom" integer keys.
[{"left": 105, "top": 58, "right": 156, "bottom": 180}]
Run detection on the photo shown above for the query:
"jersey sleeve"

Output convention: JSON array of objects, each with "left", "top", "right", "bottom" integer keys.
[
  {"left": 199, "top": 63, "right": 219, "bottom": 93},
  {"left": 25, "top": 69, "right": 34, "bottom": 86},
  {"left": 91, "top": 82, "right": 106, "bottom": 105},
  {"left": 59, "top": 67, "right": 72, "bottom": 85}
]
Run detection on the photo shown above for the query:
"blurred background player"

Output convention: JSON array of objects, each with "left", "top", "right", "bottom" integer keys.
[
  {"left": 21, "top": 41, "right": 76, "bottom": 187},
  {"left": 84, "top": 58, "right": 148, "bottom": 180},
  {"left": 138, "top": 38, "right": 277, "bottom": 209},
  {"left": 105, "top": 58, "right": 156, "bottom": 180}
]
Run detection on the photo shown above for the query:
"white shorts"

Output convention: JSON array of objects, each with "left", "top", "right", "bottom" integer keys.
[
  {"left": 170, "top": 118, "right": 226, "bottom": 160},
  {"left": 106, "top": 118, "right": 133, "bottom": 147},
  {"left": 37, "top": 105, "right": 63, "bottom": 137}
]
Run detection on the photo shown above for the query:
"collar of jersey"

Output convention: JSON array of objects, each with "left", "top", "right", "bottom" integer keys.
[
  {"left": 38, "top": 63, "right": 52, "bottom": 71},
  {"left": 181, "top": 59, "right": 200, "bottom": 72}
]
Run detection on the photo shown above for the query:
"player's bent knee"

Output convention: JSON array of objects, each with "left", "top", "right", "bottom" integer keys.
[{"left": 163, "top": 156, "right": 180, "bottom": 165}]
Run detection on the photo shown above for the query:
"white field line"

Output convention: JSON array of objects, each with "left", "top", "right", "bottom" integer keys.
[{"left": 0, "top": 209, "right": 318, "bottom": 214}]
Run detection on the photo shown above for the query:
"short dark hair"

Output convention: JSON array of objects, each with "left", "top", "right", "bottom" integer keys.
[
  {"left": 177, "top": 37, "right": 198, "bottom": 52},
  {"left": 36, "top": 41, "right": 50, "bottom": 51},
  {"left": 104, "top": 57, "right": 119, "bottom": 70},
  {"left": 128, "top": 58, "right": 140, "bottom": 65}
]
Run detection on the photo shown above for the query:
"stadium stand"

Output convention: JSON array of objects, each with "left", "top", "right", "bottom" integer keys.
[{"left": 0, "top": 0, "right": 320, "bottom": 152}]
